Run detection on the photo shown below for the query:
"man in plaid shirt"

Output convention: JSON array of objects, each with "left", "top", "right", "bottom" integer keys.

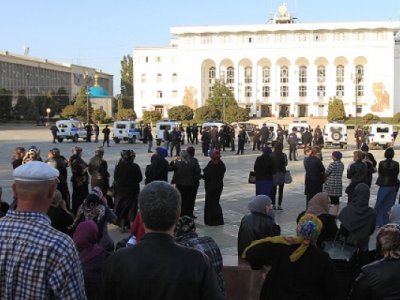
[{"left": 0, "top": 161, "right": 86, "bottom": 299}]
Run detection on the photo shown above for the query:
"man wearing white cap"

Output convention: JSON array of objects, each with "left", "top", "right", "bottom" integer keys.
[{"left": 0, "top": 161, "right": 86, "bottom": 299}]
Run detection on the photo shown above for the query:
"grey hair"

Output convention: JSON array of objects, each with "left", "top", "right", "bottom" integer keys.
[
  {"left": 51, "top": 189, "right": 62, "bottom": 207},
  {"left": 139, "top": 181, "right": 181, "bottom": 231}
]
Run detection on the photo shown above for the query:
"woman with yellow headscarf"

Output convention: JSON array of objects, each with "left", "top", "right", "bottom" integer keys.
[{"left": 243, "top": 213, "right": 338, "bottom": 300}]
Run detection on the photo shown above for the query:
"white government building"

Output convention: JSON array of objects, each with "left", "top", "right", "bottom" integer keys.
[{"left": 133, "top": 3, "right": 400, "bottom": 119}]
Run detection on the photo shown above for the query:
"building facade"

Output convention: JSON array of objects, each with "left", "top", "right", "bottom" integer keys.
[
  {"left": 133, "top": 4, "right": 400, "bottom": 119},
  {"left": 0, "top": 51, "right": 113, "bottom": 104}
]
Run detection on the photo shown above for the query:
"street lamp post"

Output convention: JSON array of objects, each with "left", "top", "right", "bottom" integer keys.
[
  {"left": 222, "top": 93, "right": 227, "bottom": 122},
  {"left": 46, "top": 108, "right": 51, "bottom": 126},
  {"left": 84, "top": 72, "right": 90, "bottom": 124}
]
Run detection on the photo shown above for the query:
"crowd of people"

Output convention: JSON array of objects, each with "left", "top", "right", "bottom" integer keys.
[{"left": 1, "top": 123, "right": 400, "bottom": 299}]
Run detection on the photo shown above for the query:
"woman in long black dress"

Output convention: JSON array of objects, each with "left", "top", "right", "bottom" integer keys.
[
  {"left": 203, "top": 150, "right": 226, "bottom": 226},
  {"left": 70, "top": 147, "right": 89, "bottom": 214}
]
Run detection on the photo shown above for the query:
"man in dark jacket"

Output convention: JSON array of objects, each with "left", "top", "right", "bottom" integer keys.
[
  {"left": 170, "top": 127, "right": 181, "bottom": 157},
  {"left": 237, "top": 127, "right": 246, "bottom": 155},
  {"left": 102, "top": 125, "right": 111, "bottom": 147},
  {"left": 238, "top": 195, "right": 280, "bottom": 256},
  {"left": 301, "top": 128, "right": 312, "bottom": 147},
  {"left": 88, "top": 147, "right": 109, "bottom": 196},
  {"left": 201, "top": 127, "right": 211, "bottom": 156},
  {"left": 101, "top": 181, "right": 225, "bottom": 300},
  {"left": 288, "top": 128, "right": 298, "bottom": 161},
  {"left": 260, "top": 123, "right": 269, "bottom": 149}
]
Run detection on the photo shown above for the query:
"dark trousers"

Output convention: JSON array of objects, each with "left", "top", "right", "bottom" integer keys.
[
  {"left": 177, "top": 185, "right": 195, "bottom": 217},
  {"left": 231, "top": 138, "right": 235, "bottom": 151},
  {"left": 253, "top": 140, "right": 261, "bottom": 151},
  {"left": 271, "top": 184, "right": 284, "bottom": 206},
  {"left": 289, "top": 145, "right": 297, "bottom": 160},
  {"left": 237, "top": 140, "right": 245, "bottom": 154},
  {"left": 103, "top": 137, "right": 110, "bottom": 147},
  {"left": 170, "top": 142, "right": 180, "bottom": 157},
  {"left": 202, "top": 142, "right": 209, "bottom": 156}
]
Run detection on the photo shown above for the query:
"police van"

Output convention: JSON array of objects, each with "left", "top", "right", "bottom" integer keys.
[
  {"left": 56, "top": 119, "right": 87, "bottom": 143},
  {"left": 112, "top": 121, "right": 143, "bottom": 144},
  {"left": 323, "top": 123, "right": 348, "bottom": 148},
  {"left": 155, "top": 120, "right": 185, "bottom": 145},
  {"left": 365, "top": 123, "right": 394, "bottom": 149}
]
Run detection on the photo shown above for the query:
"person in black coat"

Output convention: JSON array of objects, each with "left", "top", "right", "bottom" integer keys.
[
  {"left": 243, "top": 213, "right": 338, "bottom": 300},
  {"left": 47, "top": 190, "right": 74, "bottom": 236},
  {"left": 88, "top": 147, "right": 110, "bottom": 196},
  {"left": 254, "top": 146, "right": 276, "bottom": 197},
  {"left": 236, "top": 127, "right": 246, "bottom": 155},
  {"left": 349, "top": 224, "right": 400, "bottom": 300},
  {"left": 304, "top": 146, "right": 325, "bottom": 206},
  {"left": 201, "top": 127, "right": 211, "bottom": 156},
  {"left": 145, "top": 147, "right": 169, "bottom": 184},
  {"left": 70, "top": 146, "right": 89, "bottom": 214},
  {"left": 270, "top": 142, "right": 288, "bottom": 210},
  {"left": 203, "top": 150, "right": 226, "bottom": 226},
  {"left": 346, "top": 150, "right": 368, "bottom": 202},
  {"left": 238, "top": 195, "right": 280, "bottom": 256},
  {"left": 114, "top": 150, "right": 143, "bottom": 231},
  {"left": 297, "top": 192, "right": 338, "bottom": 248}
]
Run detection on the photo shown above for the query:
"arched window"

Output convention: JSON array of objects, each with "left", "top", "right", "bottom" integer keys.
[
  {"left": 172, "top": 73, "right": 177, "bottom": 82},
  {"left": 244, "top": 67, "right": 252, "bottom": 84},
  {"left": 262, "top": 67, "right": 270, "bottom": 83},
  {"left": 299, "top": 66, "right": 307, "bottom": 83},
  {"left": 208, "top": 67, "right": 216, "bottom": 84},
  {"left": 227, "top": 67, "right": 234, "bottom": 84},
  {"left": 156, "top": 73, "right": 162, "bottom": 82},
  {"left": 280, "top": 66, "right": 289, "bottom": 83},
  {"left": 355, "top": 65, "right": 364, "bottom": 97},
  {"left": 317, "top": 65, "right": 325, "bottom": 83},
  {"left": 336, "top": 65, "right": 345, "bottom": 98}
]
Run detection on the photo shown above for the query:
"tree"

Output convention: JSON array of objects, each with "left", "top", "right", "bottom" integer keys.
[
  {"left": 116, "top": 98, "right": 136, "bottom": 120},
  {"left": 142, "top": 110, "right": 161, "bottom": 123},
  {"left": 225, "top": 106, "right": 249, "bottom": 123},
  {"left": 363, "top": 113, "right": 380, "bottom": 123},
  {"left": 61, "top": 86, "right": 92, "bottom": 122},
  {"left": 0, "top": 88, "right": 13, "bottom": 120},
  {"left": 327, "top": 97, "right": 346, "bottom": 122},
  {"left": 194, "top": 106, "right": 220, "bottom": 122},
  {"left": 120, "top": 55, "right": 133, "bottom": 108},
  {"left": 92, "top": 108, "right": 107, "bottom": 123},
  {"left": 206, "top": 81, "right": 237, "bottom": 112},
  {"left": 168, "top": 105, "right": 193, "bottom": 121},
  {"left": 56, "top": 87, "right": 70, "bottom": 113},
  {"left": 13, "top": 90, "right": 37, "bottom": 120}
]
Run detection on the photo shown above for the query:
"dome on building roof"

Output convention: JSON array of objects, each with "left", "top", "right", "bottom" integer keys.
[{"left": 89, "top": 85, "right": 110, "bottom": 98}]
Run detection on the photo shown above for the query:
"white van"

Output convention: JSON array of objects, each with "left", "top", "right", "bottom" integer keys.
[
  {"left": 323, "top": 123, "right": 348, "bottom": 148},
  {"left": 366, "top": 123, "right": 394, "bottom": 149},
  {"left": 155, "top": 120, "right": 184, "bottom": 145},
  {"left": 56, "top": 119, "right": 87, "bottom": 143},
  {"left": 112, "top": 121, "right": 143, "bottom": 144},
  {"left": 202, "top": 120, "right": 225, "bottom": 131},
  {"left": 288, "top": 121, "right": 311, "bottom": 145}
]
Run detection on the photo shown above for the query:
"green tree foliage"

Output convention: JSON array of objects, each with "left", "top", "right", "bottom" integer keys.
[
  {"left": 168, "top": 105, "right": 193, "bottom": 121},
  {"left": 363, "top": 113, "right": 380, "bottom": 123},
  {"left": 13, "top": 90, "right": 37, "bottom": 120},
  {"left": 327, "top": 98, "right": 346, "bottom": 122},
  {"left": 92, "top": 108, "right": 107, "bottom": 123},
  {"left": 206, "top": 81, "right": 237, "bottom": 112},
  {"left": 61, "top": 86, "right": 92, "bottom": 122},
  {"left": 225, "top": 106, "right": 250, "bottom": 123},
  {"left": 393, "top": 112, "right": 400, "bottom": 123},
  {"left": 142, "top": 110, "right": 161, "bottom": 123},
  {"left": 0, "top": 88, "right": 13, "bottom": 120},
  {"left": 117, "top": 108, "right": 137, "bottom": 121},
  {"left": 194, "top": 106, "right": 220, "bottom": 122},
  {"left": 56, "top": 87, "right": 70, "bottom": 112},
  {"left": 120, "top": 55, "right": 133, "bottom": 108}
]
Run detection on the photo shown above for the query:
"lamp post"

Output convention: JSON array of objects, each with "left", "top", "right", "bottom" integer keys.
[
  {"left": 222, "top": 93, "right": 227, "bottom": 122},
  {"left": 354, "top": 70, "right": 363, "bottom": 132},
  {"left": 85, "top": 71, "right": 90, "bottom": 124},
  {"left": 46, "top": 107, "right": 51, "bottom": 126}
]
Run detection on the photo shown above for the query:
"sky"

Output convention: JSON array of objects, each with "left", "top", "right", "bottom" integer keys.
[{"left": 1, "top": 0, "right": 399, "bottom": 96}]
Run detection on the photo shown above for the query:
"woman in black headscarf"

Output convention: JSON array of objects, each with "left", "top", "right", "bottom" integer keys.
[{"left": 339, "top": 183, "right": 376, "bottom": 253}]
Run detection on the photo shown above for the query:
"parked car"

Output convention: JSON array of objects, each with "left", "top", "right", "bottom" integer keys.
[
  {"left": 112, "top": 121, "right": 143, "bottom": 144},
  {"left": 323, "top": 123, "right": 348, "bottom": 148},
  {"left": 288, "top": 121, "right": 311, "bottom": 145},
  {"left": 56, "top": 119, "right": 87, "bottom": 143},
  {"left": 365, "top": 122, "right": 394, "bottom": 149},
  {"left": 155, "top": 120, "right": 185, "bottom": 145}
]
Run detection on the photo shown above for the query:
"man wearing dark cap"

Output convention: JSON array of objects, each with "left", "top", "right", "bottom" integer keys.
[
  {"left": 0, "top": 161, "right": 86, "bottom": 299},
  {"left": 101, "top": 181, "right": 225, "bottom": 300}
]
